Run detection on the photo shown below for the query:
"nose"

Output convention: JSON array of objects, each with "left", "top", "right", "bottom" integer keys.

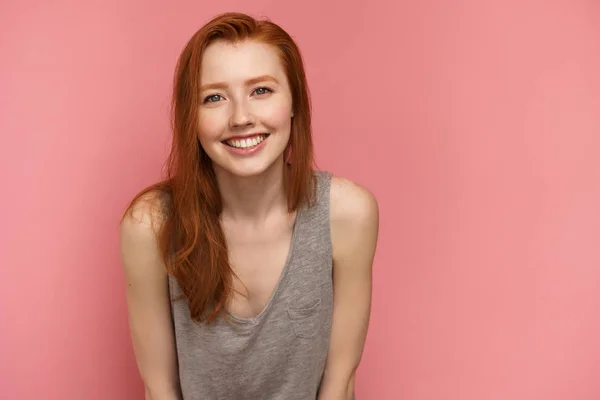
[{"left": 229, "top": 99, "right": 255, "bottom": 129}]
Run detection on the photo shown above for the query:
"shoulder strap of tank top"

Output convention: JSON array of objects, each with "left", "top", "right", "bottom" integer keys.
[{"left": 294, "top": 170, "right": 332, "bottom": 252}]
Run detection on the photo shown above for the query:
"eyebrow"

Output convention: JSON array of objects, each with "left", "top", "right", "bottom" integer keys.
[{"left": 199, "top": 75, "right": 279, "bottom": 92}]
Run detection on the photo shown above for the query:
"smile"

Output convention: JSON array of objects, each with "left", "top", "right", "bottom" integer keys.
[{"left": 224, "top": 134, "right": 269, "bottom": 149}]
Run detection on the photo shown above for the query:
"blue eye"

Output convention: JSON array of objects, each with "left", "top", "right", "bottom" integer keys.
[
  {"left": 253, "top": 87, "right": 272, "bottom": 96},
  {"left": 204, "top": 94, "right": 223, "bottom": 103}
]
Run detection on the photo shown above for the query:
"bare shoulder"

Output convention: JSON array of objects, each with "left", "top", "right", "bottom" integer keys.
[
  {"left": 329, "top": 176, "right": 379, "bottom": 267},
  {"left": 120, "top": 190, "right": 168, "bottom": 234},
  {"left": 330, "top": 175, "right": 379, "bottom": 227},
  {"left": 119, "top": 190, "right": 170, "bottom": 281}
]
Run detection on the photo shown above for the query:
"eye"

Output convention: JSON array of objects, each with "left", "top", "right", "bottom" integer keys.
[
  {"left": 203, "top": 94, "right": 223, "bottom": 103},
  {"left": 253, "top": 87, "right": 273, "bottom": 96}
]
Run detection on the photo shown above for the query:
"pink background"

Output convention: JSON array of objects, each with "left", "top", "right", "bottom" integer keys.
[{"left": 2, "top": 1, "right": 600, "bottom": 399}]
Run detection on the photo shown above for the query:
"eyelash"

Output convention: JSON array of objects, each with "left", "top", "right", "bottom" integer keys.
[{"left": 202, "top": 87, "right": 273, "bottom": 103}]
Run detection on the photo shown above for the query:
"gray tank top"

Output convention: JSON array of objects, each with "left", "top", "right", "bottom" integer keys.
[{"left": 168, "top": 170, "right": 334, "bottom": 400}]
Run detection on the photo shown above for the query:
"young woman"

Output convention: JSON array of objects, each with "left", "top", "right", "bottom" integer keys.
[{"left": 119, "top": 12, "right": 379, "bottom": 400}]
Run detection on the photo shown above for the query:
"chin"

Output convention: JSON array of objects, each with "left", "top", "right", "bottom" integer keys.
[{"left": 213, "top": 156, "right": 285, "bottom": 179}]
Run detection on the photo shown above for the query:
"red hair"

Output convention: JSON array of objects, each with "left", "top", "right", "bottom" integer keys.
[{"left": 122, "top": 12, "right": 316, "bottom": 323}]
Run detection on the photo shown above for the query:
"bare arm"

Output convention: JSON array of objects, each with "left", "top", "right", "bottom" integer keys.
[
  {"left": 119, "top": 193, "right": 181, "bottom": 400},
  {"left": 318, "top": 177, "right": 379, "bottom": 400}
]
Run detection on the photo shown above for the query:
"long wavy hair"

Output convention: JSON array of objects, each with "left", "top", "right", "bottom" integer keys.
[{"left": 122, "top": 12, "right": 316, "bottom": 323}]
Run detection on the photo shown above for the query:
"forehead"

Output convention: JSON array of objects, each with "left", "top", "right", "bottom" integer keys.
[{"left": 200, "top": 40, "right": 286, "bottom": 84}]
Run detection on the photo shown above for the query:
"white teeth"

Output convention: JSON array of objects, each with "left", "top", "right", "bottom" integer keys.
[{"left": 226, "top": 135, "right": 267, "bottom": 149}]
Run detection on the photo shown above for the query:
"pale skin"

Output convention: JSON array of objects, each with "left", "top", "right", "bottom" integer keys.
[{"left": 119, "top": 39, "right": 379, "bottom": 400}]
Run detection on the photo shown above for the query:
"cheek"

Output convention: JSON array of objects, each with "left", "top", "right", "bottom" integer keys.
[
  {"left": 260, "top": 102, "right": 292, "bottom": 130},
  {"left": 197, "top": 112, "right": 224, "bottom": 141}
]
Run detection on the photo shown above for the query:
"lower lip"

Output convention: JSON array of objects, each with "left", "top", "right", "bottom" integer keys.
[{"left": 223, "top": 136, "right": 269, "bottom": 155}]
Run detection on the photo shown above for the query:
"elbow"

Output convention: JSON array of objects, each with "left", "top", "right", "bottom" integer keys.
[
  {"left": 318, "top": 365, "right": 358, "bottom": 400},
  {"left": 324, "top": 358, "right": 360, "bottom": 384}
]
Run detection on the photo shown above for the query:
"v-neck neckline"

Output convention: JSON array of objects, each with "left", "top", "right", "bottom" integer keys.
[{"left": 225, "top": 203, "right": 305, "bottom": 326}]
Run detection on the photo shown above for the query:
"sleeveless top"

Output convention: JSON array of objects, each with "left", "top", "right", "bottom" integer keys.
[{"left": 168, "top": 170, "right": 334, "bottom": 400}]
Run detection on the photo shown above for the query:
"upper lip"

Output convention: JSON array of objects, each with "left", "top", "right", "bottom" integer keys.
[{"left": 222, "top": 133, "right": 269, "bottom": 142}]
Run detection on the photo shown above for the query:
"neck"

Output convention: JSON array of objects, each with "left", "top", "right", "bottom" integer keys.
[{"left": 214, "top": 157, "right": 289, "bottom": 222}]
